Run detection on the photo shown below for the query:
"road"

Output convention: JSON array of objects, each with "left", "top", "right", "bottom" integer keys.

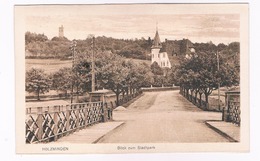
[{"left": 97, "top": 90, "right": 229, "bottom": 143}]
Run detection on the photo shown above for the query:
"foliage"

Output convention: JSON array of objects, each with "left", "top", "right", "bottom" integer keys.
[
  {"left": 25, "top": 32, "right": 48, "bottom": 45},
  {"left": 173, "top": 51, "right": 239, "bottom": 103},
  {"left": 97, "top": 53, "right": 129, "bottom": 105},
  {"left": 151, "top": 61, "right": 163, "bottom": 75},
  {"left": 51, "top": 67, "right": 73, "bottom": 97},
  {"left": 25, "top": 68, "right": 51, "bottom": 100},
  {"left": 25, "top": 32, "right": 151, "bottom": 60}
]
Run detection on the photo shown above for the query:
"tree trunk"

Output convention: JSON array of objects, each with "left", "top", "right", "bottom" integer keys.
[
  {"left": 37, "top": 89, "right": 40, "bottom": 101},
  {"left": 76, "top": 86, "right": 79, "bottom": 103},
  {"left": 116, "top": 86, "right": 120, "bottom": 106},
  {"left": 130, "top": 86, "right": 132, "bottom": 95},
  {"left": 199, "top": 93, "right": 202, "bottom": 107},
  {"left": 195, "top": 91, "right": 198, "bottom": 103},
  {"left": 71, "top": 84, "right": 74, "bottom": 104},
  {"left": 186, "top": 89, "right": 189, "bottom": 98},
  {"left": 191, "top": 90, "right": 194, "bottom": 102},
  {"left": 64, "top": 90, "right": 67, "bottom": 98},
  {"left": 116, "top": 93, "right": 119, "bottom": 106},
  {"left": 205, "top": 94, "right": 209, "bottom": 103}
]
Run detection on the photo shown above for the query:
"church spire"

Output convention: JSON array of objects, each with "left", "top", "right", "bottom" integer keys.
[
  {"left": 152, "top": 22, "right": 162, "bottom": 49},
  {"left": 156, "top": 21, "right": 158, "bottom": 31}
]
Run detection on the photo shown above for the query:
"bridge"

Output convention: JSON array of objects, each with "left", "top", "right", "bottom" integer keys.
[{"left": 25, "top": 88, "right": 240, "bottom": 144}]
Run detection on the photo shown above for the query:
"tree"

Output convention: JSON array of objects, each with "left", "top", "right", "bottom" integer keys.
[
  {"left": 26, "top": 68, "right": 51, "bottom": 100},
  {"left": 98, "top": 53, "right": 130, "bottom": 105},
  {"left": 173, "top": 51, "right": 239, "bottom": 106},
  {"left": 151, "top": 62, "right": 163, "bottom": 75},
  {"left": 25, "top": 32, "right": 48, "bottom": 45},
  {"left": 228, "top": 42, "right": 240, "bottom": 53},
  {"left": 51, "top": 67, "right": 73, "bottom": 98},
  {"left": 135, "top": 62, "right": 154, "bottom": 88}
]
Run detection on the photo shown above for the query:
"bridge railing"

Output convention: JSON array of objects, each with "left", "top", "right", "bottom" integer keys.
[{"left": 25, "top": 102, "right": 112, "bottom": 144}]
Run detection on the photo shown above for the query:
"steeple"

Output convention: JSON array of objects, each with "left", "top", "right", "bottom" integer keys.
[{"left": 152, "top": 22, "right": 162, "bottom": 49}]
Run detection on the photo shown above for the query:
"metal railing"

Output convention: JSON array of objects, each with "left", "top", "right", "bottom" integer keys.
[{"left": 25, "top": 102, "right": 112, "bottom": 144}]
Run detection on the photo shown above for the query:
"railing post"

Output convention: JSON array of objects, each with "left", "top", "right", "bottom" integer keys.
[
  {"left": 103, "top": 102, "right": 108, "bottom": 122},
  {"left": 36, "top": 107, "right": 43, "bottom": 142},
  {"left": 75, "top": 105, "right": 80, "bottom": 131},
  {"left": 65, "top": 105, "right": 71, "bottom": 134},
  {"left": 53, "top": 106, "right": 59, "bottom": 141},
  {"left": 84, "top": 104, "right": 89, "bottom": 127}
]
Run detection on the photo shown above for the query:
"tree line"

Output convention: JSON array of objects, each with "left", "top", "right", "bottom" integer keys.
[
  {"left": 26, "top": 50, "right": 173, "bottom": 104},
  {"left": 25, "top": 32, "right": 240, "bottom": 107},
  {"left": 25, "top": 32, "right": 152, "bottom": 60},
  {"left": 173, "top": 51, "right": 239, "bottom": 107}
]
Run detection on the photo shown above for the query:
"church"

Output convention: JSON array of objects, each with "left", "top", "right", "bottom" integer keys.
[
  {"left": 151, "top": 27, "right": 172, "bottom": 68},
  {"left": 150, "top": 26, "right": 195, "bottom": 68}
]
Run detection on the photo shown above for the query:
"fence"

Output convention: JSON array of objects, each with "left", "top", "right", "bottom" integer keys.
[
  {"left": 25, "top": 102, "right": 112, "bottom": 144},
  {"left": 180, "top": 92, "right": 209, "bottom": 110},
  {"left": 116, "top": 90, "right": 143, "bottom": 106}
]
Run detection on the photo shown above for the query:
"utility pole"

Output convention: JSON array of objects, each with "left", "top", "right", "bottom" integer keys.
[
  {"left": 217, "top": 51, "right": 220, "bottom": 111},
  {"left": 70, "top": 40, "right": 77, "bottom": 103},
  {"left": 91, "top": 36, "right": 95, "bottom": 92}
]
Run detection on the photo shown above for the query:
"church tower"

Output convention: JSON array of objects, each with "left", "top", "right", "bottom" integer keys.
[
  {"left": 59, "top": 25, "right": 64, "bottom": 38},
  {"left": 151, "top": 24, "right": 162, "bottom": 65}
]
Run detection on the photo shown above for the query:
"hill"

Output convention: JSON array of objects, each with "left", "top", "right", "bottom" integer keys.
[
  {"left": 25, "top": 31, "right": 240, "bottom": 70},
  {"left": 25, "top": 32, "right": 152, "bottom": 60}
]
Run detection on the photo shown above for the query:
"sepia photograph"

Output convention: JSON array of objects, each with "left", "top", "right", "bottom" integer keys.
[{"left": 15, "top": 3, "right": 249, "bottom": 153}]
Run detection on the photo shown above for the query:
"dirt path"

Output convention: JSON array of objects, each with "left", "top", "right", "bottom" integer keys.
[{"left": 97, "top": 90, "right": 229, "bottom": 143}]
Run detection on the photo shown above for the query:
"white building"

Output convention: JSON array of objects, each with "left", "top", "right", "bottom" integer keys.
[{"left": 151, "top": 28, "right": 172, "bottom": 68}]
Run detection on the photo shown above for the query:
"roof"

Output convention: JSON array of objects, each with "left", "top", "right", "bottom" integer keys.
[{"left": 152, "top": 30, "right": 162, "bottom": 49}]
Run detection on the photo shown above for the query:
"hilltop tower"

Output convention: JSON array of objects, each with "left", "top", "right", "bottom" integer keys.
[
  {"left": 151, "top": 24, "right": 162, "bottom": 65},
  {"left": 59, "top": 25, "right": 64, "bottom": 38}
]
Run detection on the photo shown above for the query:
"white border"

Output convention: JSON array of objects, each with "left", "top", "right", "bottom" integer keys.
[{"left": 1, "top": 0, "right": 259, "bottom": 161}]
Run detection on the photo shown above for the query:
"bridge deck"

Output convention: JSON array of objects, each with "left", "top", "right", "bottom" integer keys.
[{"left": 50, "top": 121, "right": 124, "bottom": 144}]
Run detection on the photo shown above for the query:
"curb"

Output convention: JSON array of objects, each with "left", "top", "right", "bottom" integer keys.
[
  {"left": 92, "top": 122, "right": 125, "bottom": 143},
  {"left": 205, "top": 121, "right": 238, "bottom": 142}
]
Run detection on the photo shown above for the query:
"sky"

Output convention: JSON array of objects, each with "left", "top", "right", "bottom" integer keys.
[{"left": 22, "top": 4, "right": 240, "bottom": 45}]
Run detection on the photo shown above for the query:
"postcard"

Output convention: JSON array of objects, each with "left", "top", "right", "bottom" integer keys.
[{"left": 15, "top": 3, "right": 249, "bottom": 153}]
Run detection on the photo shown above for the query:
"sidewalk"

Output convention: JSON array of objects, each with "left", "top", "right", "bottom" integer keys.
[
  {"left": 205, "top": 120, "right": 240, "bottom": 142},
  {"left": 51, "top": 121, "right": 125, "bottom": 144}
]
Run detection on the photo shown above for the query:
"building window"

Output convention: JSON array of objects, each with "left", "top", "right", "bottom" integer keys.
[
  {"left": 163, "top": 53, "right": 165, "bottom": 58},
  {"left": 163, "top": 61, "right": 165, "bottom": 66},
  {"left": 152, "top": 54, "right": 154, "bottom": 58}
]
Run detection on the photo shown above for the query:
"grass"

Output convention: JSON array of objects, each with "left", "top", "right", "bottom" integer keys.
[
  {"left": 26, "top": 59, "right": 72, "bottom": 73},
  {"left": 26, "top": 58, "right": 151, "bottom": 74}
]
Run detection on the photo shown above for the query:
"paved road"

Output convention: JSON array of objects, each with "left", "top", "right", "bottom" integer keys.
[{"left": 97, "top": 90, "right": 229, "bottom": 143}]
